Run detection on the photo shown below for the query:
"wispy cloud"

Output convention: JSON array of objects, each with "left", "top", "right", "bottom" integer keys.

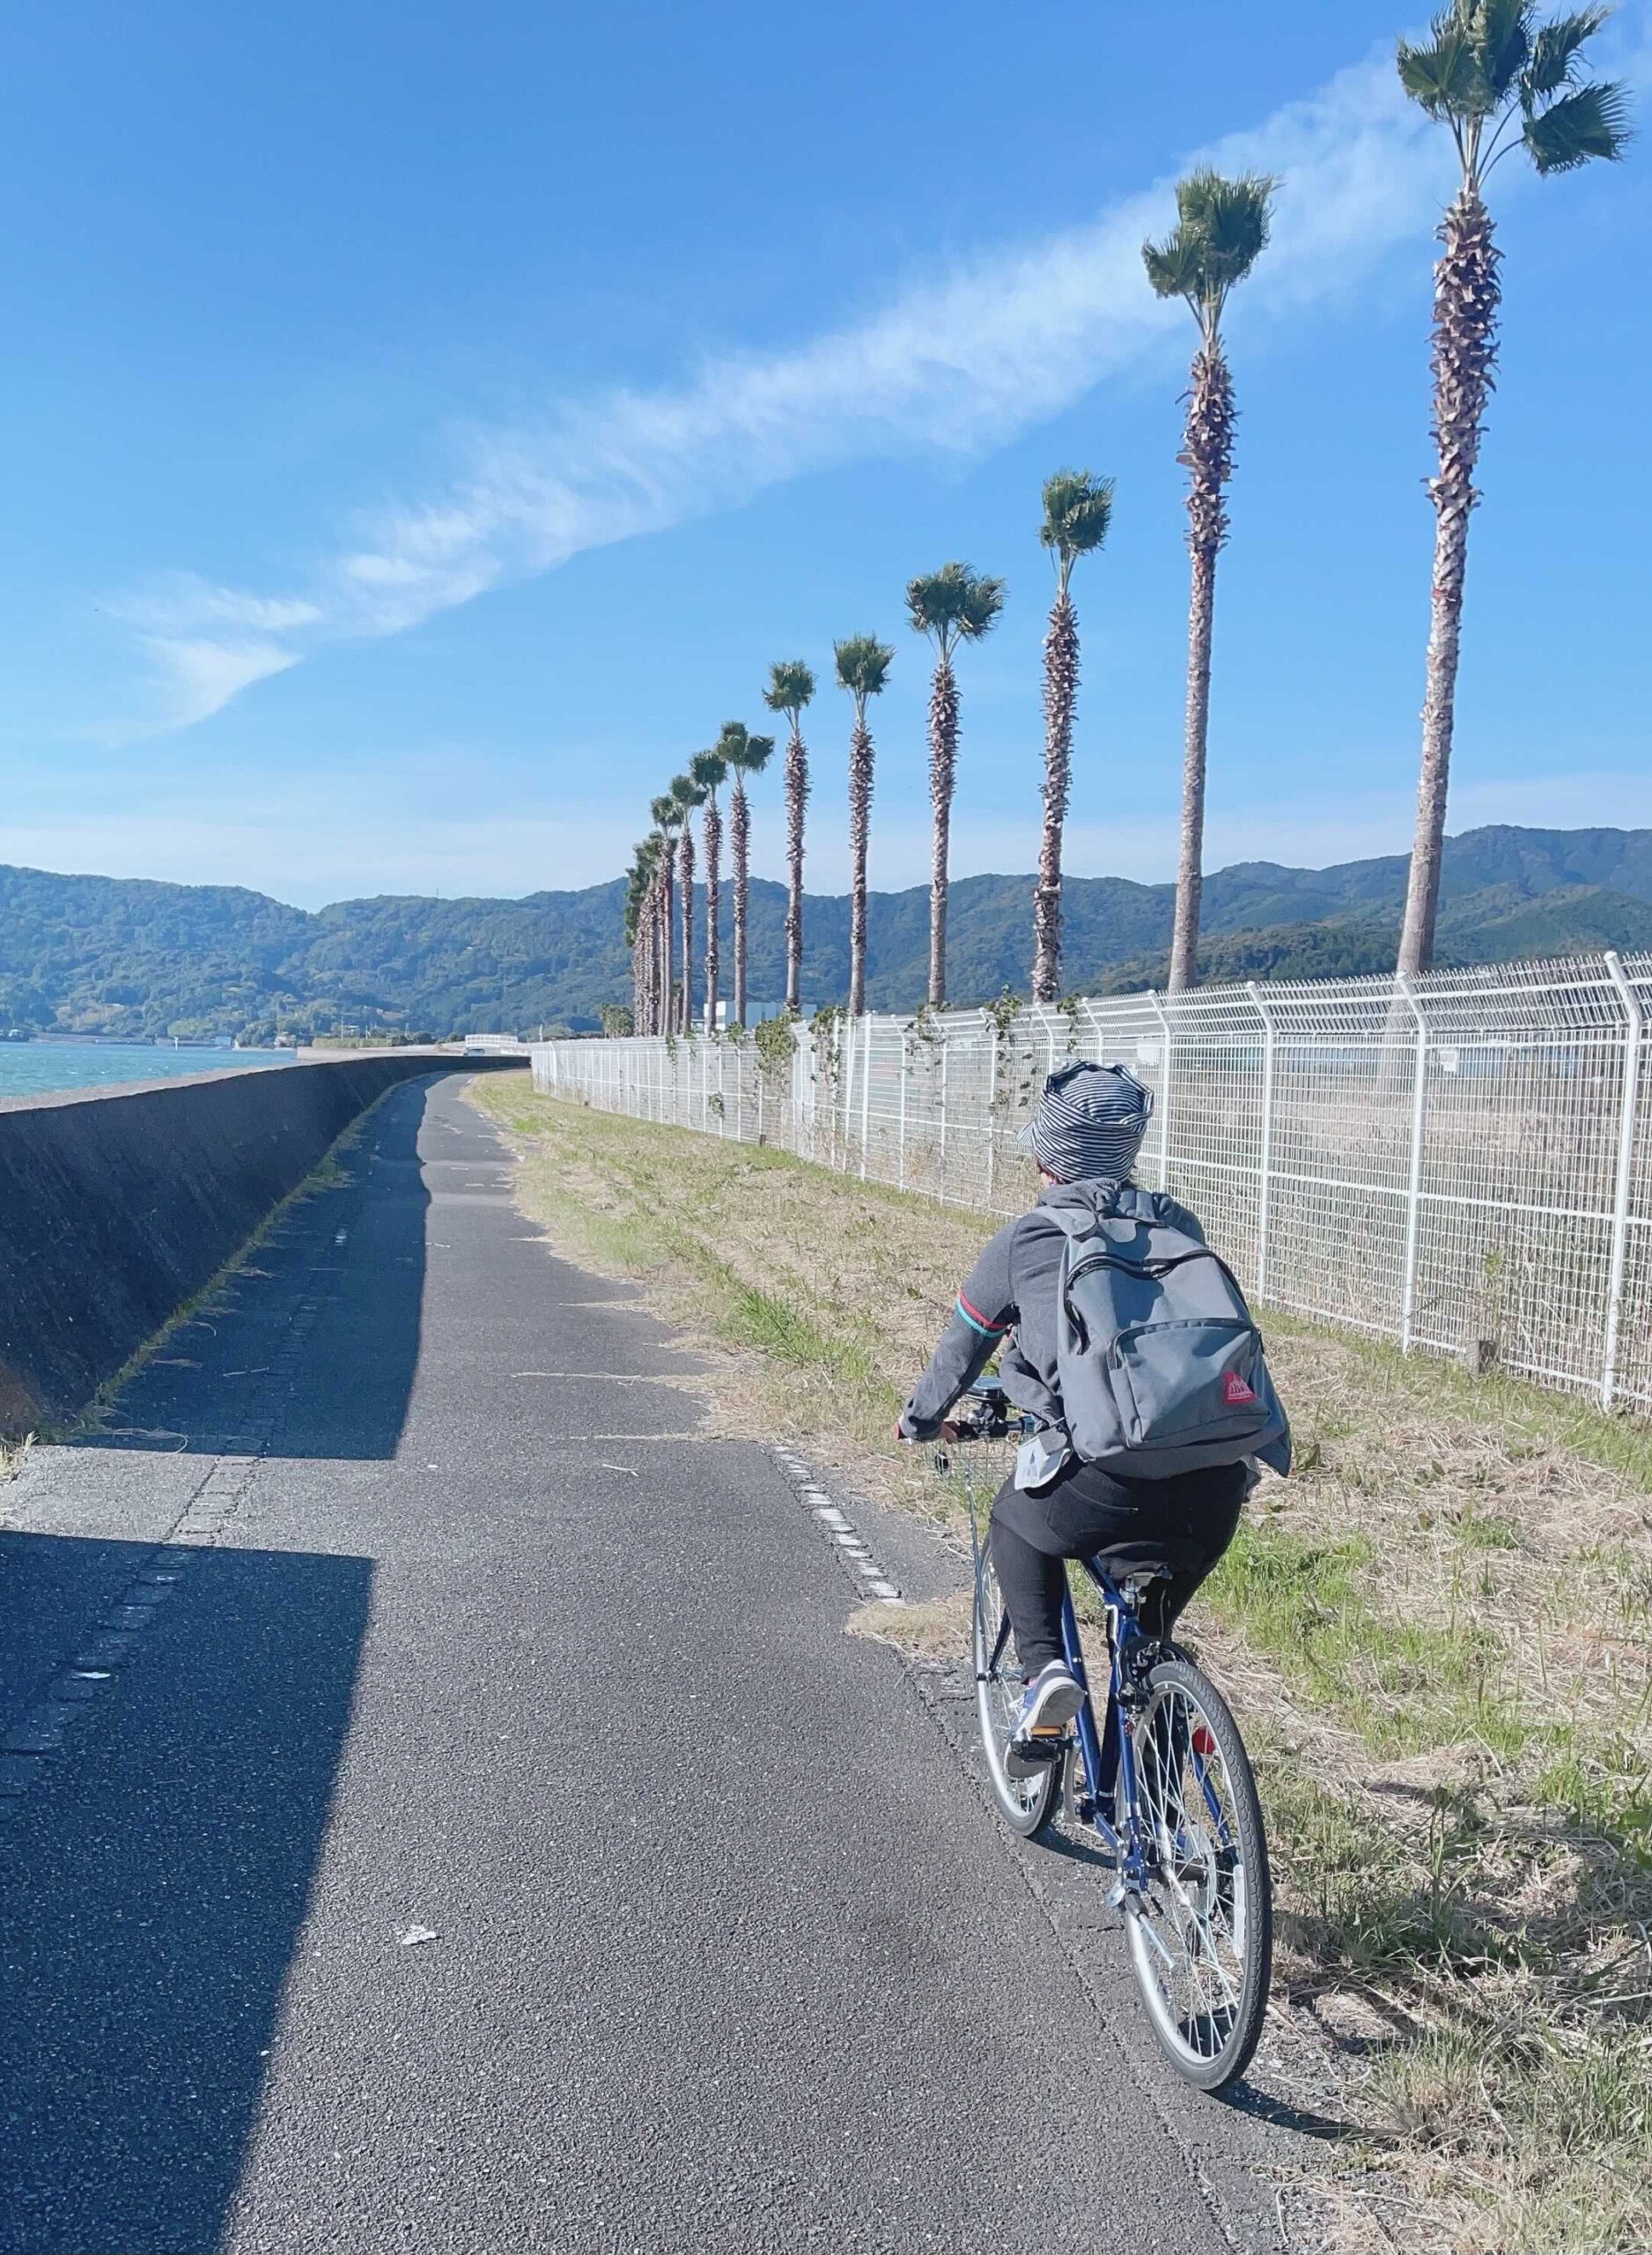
[{"left": 127, "top": 47, "right": 1459, "bottom": 729}]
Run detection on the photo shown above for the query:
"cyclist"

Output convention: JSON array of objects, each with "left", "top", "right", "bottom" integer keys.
[{"left": 898, "top": 1060, "right": 1287, "bottom": 1771}]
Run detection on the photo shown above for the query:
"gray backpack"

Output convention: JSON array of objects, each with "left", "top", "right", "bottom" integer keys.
[{"left": 1048, "top": 1185, "right": 1290, "bottom": 1479}]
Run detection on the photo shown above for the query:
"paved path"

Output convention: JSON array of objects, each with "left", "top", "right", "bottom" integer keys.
[{"left": 1, "top": 1076, "right": 1300, "bottom": 2254}]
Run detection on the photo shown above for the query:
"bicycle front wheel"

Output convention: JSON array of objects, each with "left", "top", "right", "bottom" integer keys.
[
  {"left": 1123, "top": 1655, "right": 1272, "bottom": 2091},
  {"left": 972, "top": 1544, "right": 1059, "bottom": 1839}
]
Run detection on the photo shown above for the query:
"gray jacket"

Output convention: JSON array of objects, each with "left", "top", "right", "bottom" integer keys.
[{"left": 899, "top": 1180, "right": 1207, "bottom": 1441}]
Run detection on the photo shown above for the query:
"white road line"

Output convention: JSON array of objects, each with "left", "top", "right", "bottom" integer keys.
[{"left": 777, "top": 1452, "right": 905, "bottom": 1607}]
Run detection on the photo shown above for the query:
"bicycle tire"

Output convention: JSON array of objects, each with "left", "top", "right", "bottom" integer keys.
[
  {"left": 971, "top": 1545, "right": 1059, "bottom": 1839},
  {"left": 1122, "top": 1654, "right": 1272, "bottom": 2092}
]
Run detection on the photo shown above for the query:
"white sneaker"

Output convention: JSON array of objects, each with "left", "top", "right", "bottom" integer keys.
[{"left": 1005, "top": 1661, "right": 1084, "bottom": 1778}]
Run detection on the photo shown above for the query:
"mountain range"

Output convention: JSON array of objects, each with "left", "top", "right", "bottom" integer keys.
[{"left": 4, "top": 824, "right": 1652, "bottom": 1040}]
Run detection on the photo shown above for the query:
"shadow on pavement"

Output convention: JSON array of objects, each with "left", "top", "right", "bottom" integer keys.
[
  {"left": 73, "top": 1082, "right": 434, "bottom": 1464},
  {"left": 0, "top": 1532, "right": 372, "bottom": 2254}
]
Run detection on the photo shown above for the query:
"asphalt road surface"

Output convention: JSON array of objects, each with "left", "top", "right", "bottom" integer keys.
[{"left": 1, "top": 1076, "right": 1305, "bottom": 2254}]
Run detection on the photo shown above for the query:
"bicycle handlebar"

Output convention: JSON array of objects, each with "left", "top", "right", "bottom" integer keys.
[{"left": 944, "top": 1383, "right": 1037, "bottom": 1444}]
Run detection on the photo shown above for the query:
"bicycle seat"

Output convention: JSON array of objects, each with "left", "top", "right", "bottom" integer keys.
[{"left": 1088, "top": 1535, "right": 1207, "bottom": 1585}]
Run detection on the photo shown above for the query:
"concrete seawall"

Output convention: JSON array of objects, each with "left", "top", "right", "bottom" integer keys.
[{"left": 0, "top": 1056, "right": 524, "bottom": 1437}]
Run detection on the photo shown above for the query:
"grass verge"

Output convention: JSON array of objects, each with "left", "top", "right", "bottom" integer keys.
[{"left": 472, "top": 1079, "right": 1652, "bottom": 2252}]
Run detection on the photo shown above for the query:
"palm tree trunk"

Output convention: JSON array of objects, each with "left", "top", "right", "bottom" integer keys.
[
  {"left": 1168, "top": 339, "right": 1234, "bottom": 996},
  {"left": 785, "top": 722, "right": 808, "bottom": 1014},
  {"left": 1033, "top": 588, "right": 1078, "bottom": 1003},
  {"left": 703, "top": 796, "right": 722, "bottom": 1031},
  {"left": 730, "top": 780, "right": 749, "bottom": 1027},
  {"left": 926, "top": 656, "right": 957, "bottom": 1009},
  {"left": 678, "top": 824, "right": 696, "bottom": 1034},
  {"left": 661, "top": 860, "right": 675, "bottom": 1032},
  {"left": 655, "top": 871, "right": 669, "bottom": 1033},
  {"left": 847, "top": 716, "right": 874, "bottom": 1017},
  {"left": 1398, "top": 186, "right": 1499, "bottom": 979}
]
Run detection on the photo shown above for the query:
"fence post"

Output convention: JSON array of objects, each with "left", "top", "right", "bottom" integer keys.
[
  {"left": 1246, "top": 981, "right": 1277, "bottom": 1301},
  {"left": 1147, "top": 992, "right": 1173, "bottom": 1193},
  {"left": 859, "top": 1014, "right": 874, "bottom": 1180},
  {"left": 938, "top": 1031, "right": 950, "bottom": 1202},
  {"left": 1602, "top": 950, "right": 1644, "bottom": 1408},
  {"left": 841, "top": 1015, "right": 856, "bottom": 1172},
  {"left": 1398, "top": 972, "right": 1429, "bottom": 1354},
  {"left": 896, "top": 1026, "right": 908, "bottom": 1190},
  {"left": 985, "top": 1023, "right": 999, "bottom": 1208}
]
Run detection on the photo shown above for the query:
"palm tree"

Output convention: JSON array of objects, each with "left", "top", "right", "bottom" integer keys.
[
  {"left": 1033, "top": 470, "right": 1115, "bottom": 1003},
  {"left": 670, "top": 771, "right": 704, "bottom": 1033},
  {"left": 833, "top": 635, "right": 895, "bottom": 1017},
  {"left": 646, "top": 832, "right": 673, "bottom": 1034},
  {"left": 764, "top": 661, "right": 815, "bottom": 1013},
  {"left": 1394, "top": 0, "right": 1630, "bottom": 974},
  {"left": 650, "top": 792, "right": 681, "bottom": 1029},
  {"left": 905, "top": 563, "right": 1007, "bottom": 1008},
  {"left": 623, "top": 847, "right": 650, "bottom": 1028},
  {"left": 627, "top": 836, "right": 662, "bottom": 1031},
  {"left": 690, "top": 746, "right": 729, "bottom": 1030},
  {"left": 719, "top": 722, "right": 776, "bottom": 1027},
  {"left": 1143, "top": 168, "right": 1274, "bottom": 993}
]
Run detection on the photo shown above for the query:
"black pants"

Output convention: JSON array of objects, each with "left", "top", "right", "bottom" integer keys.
[{"left": 988, "top": 1456, "right": 1247, "bottom": 1675}]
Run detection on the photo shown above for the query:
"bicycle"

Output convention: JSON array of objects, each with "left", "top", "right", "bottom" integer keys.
[{"left": 940, "top": 1379, "right": 1272, "bottom": 2092}]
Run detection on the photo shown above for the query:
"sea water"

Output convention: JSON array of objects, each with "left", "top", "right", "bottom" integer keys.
[{"left": 0, "top": 1043, "right": 297, "bottom": 1102}]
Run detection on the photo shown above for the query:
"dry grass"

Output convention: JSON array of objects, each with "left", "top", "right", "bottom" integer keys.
[{"left": 472, "top": 1080, "right": 1652, "bottom": 2253}]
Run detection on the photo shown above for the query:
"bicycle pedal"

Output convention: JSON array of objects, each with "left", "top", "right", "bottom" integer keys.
[{"left": 1008, "top": 1735, "right": 1063, "bottom": 1767}]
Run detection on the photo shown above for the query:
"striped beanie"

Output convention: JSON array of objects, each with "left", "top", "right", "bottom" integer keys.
[{"left": 1017, "top": 1060, "right": 1154, "bottom": 1184}]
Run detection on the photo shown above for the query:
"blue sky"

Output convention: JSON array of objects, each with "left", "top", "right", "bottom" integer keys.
[{"left": 0, "top": 0, "right": 1647, "bottom": 908}]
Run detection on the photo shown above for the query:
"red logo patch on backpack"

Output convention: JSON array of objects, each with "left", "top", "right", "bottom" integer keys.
[{"left": 1223, "top": 1371, "right": 1257, "bottom": 1406}]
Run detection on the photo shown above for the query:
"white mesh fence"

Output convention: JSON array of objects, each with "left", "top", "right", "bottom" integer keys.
[{"left": 530, "top": 950, "right": 1652, "bottom": 1412}]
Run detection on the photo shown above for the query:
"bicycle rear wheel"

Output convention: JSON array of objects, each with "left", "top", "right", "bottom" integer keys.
[
  {"left": 972, "top": 1544, "right": 1059, "bottom": 1838},
  {"left": 1123, "top": 1655, "right": 1271, "bottom": 2091}
]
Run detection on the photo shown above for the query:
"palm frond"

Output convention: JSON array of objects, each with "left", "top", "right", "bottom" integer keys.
[
  {"left": 669, "top": 772, "right": 704, "bottom": 812},
  {"left": 1478, "top": 0, "right": 1536, "bottom": 102},
  {"left": 734, "top": 732, "right": 776, "bottom": 775},
  {"left": 1141, "top": 223, "right": 1204, "bottom": 302},
  {"left": 904, "top": 561, "right": 1003, "bottom": 647},
  {"left": 1143, "top": 170, "right": 1273, "bottom": 323},
  {"left": 690, "top": 747, "right": 728, "bottom": 792},
  {"left": 1525, "top": 5, "right": 1611, "bottom": 95},
  {"left": 1040, "top": 468, "right": 1116, "bottom": 561},
  {"left": 956, "top": 573, "right": 1007, "bottom": 640},
  {"left": 905, "top": 564, "right": 969, "bottom": 641},
  {"left": 763, "top": 659, "right": 815, "bottom": 715},
  {"left": 1398, "top": 23, "right": 1495, "bottom": 120},
  {"left": 1181, "top": 167, "right": 1276, "bottom": 281},
  {"left": 834, "top": 635, "right": 895, "bottom": 699},
  {"left": 650, "top": 794, "right": 678, "bottom": 832},
  {"left": 1523, "top": 75, "right": 1633, "bottom": 166}
]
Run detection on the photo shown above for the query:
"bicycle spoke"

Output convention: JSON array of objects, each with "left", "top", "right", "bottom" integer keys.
[{"left": 1125, "top": 1679, "right": 1254, "bottom": 2059}]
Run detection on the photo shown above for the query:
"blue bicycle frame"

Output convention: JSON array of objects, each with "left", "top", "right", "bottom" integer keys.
[
  {"left": 1051, "top": 1560, "right": 1238, "bottom": 1911},
  {"left": 1057, "top": 1561, "right": 1151, "bottom": 1885}
]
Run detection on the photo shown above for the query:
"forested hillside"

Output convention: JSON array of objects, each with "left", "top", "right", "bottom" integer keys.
[{"left": 4, "top": 824, "right": 1650, "bottom": 1039}]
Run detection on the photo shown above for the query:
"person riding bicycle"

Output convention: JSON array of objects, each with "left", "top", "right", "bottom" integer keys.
[{"left": 898, "top": 1059, "right": 1288, "bottom": 1770}]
